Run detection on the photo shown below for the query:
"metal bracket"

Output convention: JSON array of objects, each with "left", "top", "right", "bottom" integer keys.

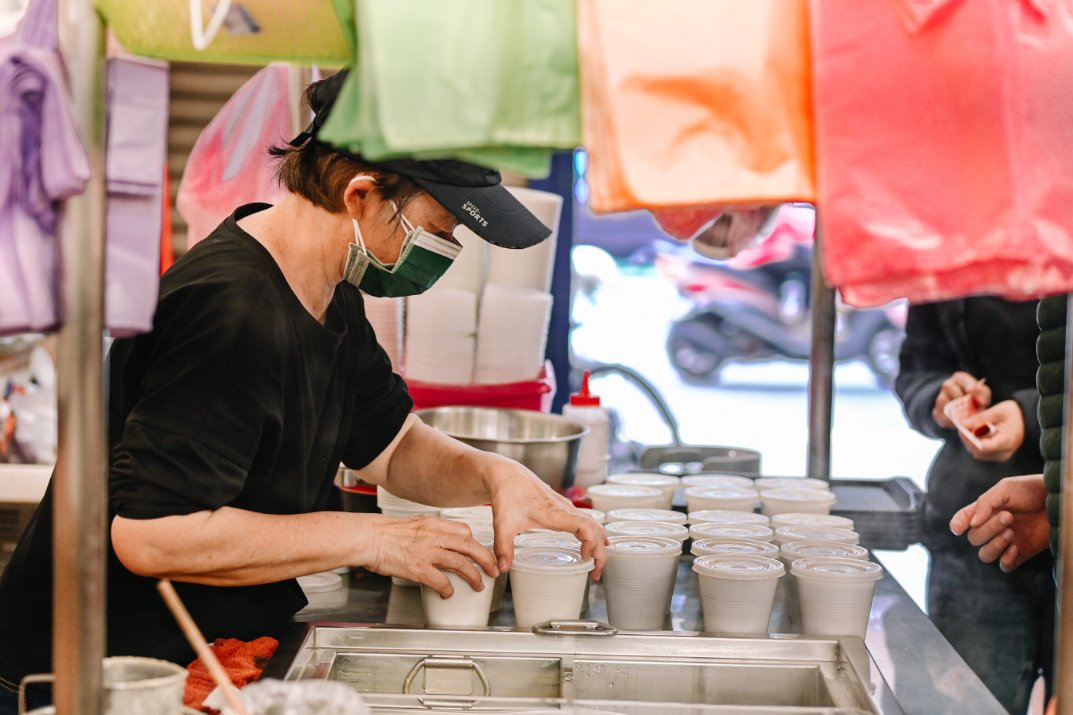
[
  {"left": 402, "top": 656, "right": 490, "bottom": 698},
  {"left": 532, "top": 620, "right": 618, "bottom": 636}
]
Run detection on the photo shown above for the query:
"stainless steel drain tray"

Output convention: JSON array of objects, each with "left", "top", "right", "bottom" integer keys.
[{"left": 283, "top": 625, "right": 902, "bottom": 713}]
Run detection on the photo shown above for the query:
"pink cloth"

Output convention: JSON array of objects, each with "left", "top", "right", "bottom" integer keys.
[{"left": 812, "top": 0, "right": 1073, "bottom": 306}]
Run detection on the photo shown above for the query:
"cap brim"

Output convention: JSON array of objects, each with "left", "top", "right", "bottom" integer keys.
[{"left": 412, "top": 178, "right": 552, "bottom": 249}]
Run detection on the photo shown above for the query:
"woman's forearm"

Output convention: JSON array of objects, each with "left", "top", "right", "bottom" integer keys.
[{"left": 379, "top": 421, "right": 500, "bottom": 507}]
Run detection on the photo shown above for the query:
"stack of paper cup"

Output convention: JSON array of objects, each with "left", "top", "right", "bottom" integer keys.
[
  {"left": 770, "top": 513, "right": 854, "bottom": 531},
  {"left": 434, "top": 225, "right": 486, "bottom": 294},
  {"left": 682, "top": 474, "right": 757, "bottom": 490},
  {"left": 404, "top": 289, "right": 478, "bottom": 385},
  {"left": 607, "top": 472, "right": 679, "bottom": 509},
  {"left": 691, "top": 538, "right": 780, "bottom": 558},
  {"left": 689, "top": 522, "right": 775, "bottom": 543},
  {"left": 684, "top": 486, "right": 758, "bottom": 513},
  {"left": 773, "top": 525, "right": 860, "bottom": 547},
  {"left": 510, "top": 547, "right": 595, "bottom": 629},
  {"left": 603, "top": 537, "right": 682, "bottom": 630},
  {"left": 605, "top": 508, "right": 686, "bottom": 525},
  {"left": 693, "top": 555, "right": 784, "bottom": 634},
  {"left": 755, "top": 477, "right": 831, "bottom": 492},
  {"left": 605, "top": 521, "right": 689, "bottom": 547},
  {"left": 485, "top": 187, "right": 562, "bottom": 293},
  {"left": 760, "top": 488, "right": 837, "bottom": 517},
  {"left": 689, "top": 510, "right": 770, "bottom": 527},
  {"left": 586, "top": 484, "right": 665, "bottom": 512},
  {"left": 792, "top": 557, "right": 884, "bottom": 638},
  {"left": 421, "top": 527, "right": 497, "bottom": 628},
  {"left": 473, "top": 284, "right": 553, "bottom": 384},
  {"left": 377, "top": 487, "right": 440, "bottom": 587},
  {"left": 361, "top": 295, "right": 403, "bottom": 372}
]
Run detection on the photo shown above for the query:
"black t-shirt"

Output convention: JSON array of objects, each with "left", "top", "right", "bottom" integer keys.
[{"left": 0, "top": 204, "right": 412, "bottom": 680}]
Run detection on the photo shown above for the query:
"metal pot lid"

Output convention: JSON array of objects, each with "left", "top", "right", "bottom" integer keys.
[
  {"left": 688, "top": 509, "right": 770, "bottom": 526},
  {"left": 693, "top": 554, "right": 785, "bottom": 579},
  {"left": 692, "top": 538, "right": 780, "bottom": 556},
  {"left": 605, "top": 521, "right": 689, "bottom": 540},
  {"left": 512, "top": 546, "right": 594, "bottom": 574},
  {"left": 607, "top": 536, "right": 682, "bottom": 554},
  {"left": 607, "top": 508, "right": 687, "bottom": 524},
  {"left": 791, "top": 556, "right": 883, "bottom": 581}
]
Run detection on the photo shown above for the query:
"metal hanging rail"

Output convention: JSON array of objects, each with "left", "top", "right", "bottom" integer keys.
[{"left": 806, "top": 222, "right": 835, "bottom": 480}]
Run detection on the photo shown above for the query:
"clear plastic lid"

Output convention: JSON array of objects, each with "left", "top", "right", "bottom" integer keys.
[
  {"left": 688, "top": 510, "right": 770, "bottom": 526},
  {"left": 681, "top": 474, "right": 756, "bottom": 490},
  {"left": 587, "top": 484, "right": 663, "bottom": 497},
  {"left": 689, "top": 523, "right": 775, "bottom": 542},
  {"left": 607, "top": 536, "right": 682, "bottom": 555},
  {"left": 607, "top": 472, "right": 680, "bottom": 488},
  {"left": 511, "top": 546, "right": 594, "bottom": 574},
  {"left": 514, "top": 532, "right": 582, "bottom": 551},
  {"left": 607, "top": 508, "right": 687, "bottom": 524},
  {"left": 775, "top": 525, "right": 859, "bottom": 545},
  {"left": 759, "top": 487, "right": 837, "bottom": 503},
  {"left": 770, "top": 512, "right": 854, "bottom": 530},
  {"left": 781, "top": 541, "right": 869, "bottom": 561},
  {"left": 297, "top": 572, "right": 344, "bottom": 594},
  {"left": 791, "top": 556, "right": 883, "bottom": 582},
  {"left": 691, "top": 538, "right": 780, "bottom": 557},
  {"left": 440, "top": 505, "right": 494, "bottom": 523},
  {"left": 755, "top": 477, "right": 831, "bottom": 491},
  {"left": 683, "top": 486, "right": 758, "bottom": 499},
  {"left": 693, "top": 554, "right": 785, "bottom": 580},
  {"left": 605, "top": 521, "right": 689, "bottom": 541}
]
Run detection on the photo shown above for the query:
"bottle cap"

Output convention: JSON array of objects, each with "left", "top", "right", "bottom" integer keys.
[{"left": 569, "top": 370, "right": 601, "bottom": 407}]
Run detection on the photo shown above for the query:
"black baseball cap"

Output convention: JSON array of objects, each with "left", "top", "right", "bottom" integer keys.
[{"left": 289, "top": 70, "right": 551, "bottom": 250}]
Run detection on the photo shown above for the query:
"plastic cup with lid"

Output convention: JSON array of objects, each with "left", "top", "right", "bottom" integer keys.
[
  {"left": 792, "top": 557, "right": 884, "bottom": 638},
  {"left": 689, "top": 522, "right": 775, "bottom": 543},
  {"left": 770, "top": 512, "right": 854, "bottom": 531},
  {"left": 607, "top": 472, "right": 680, "bottom": 508},
  {"left": 602, "top": 536, "right": 682, "bottom": 630},
  {"left": 681, "top": 474, "right": 757, "bottom": 490},
  {"left": 692, "top": 555, "right": 784, "bottom": 634},
  {"left": 778, "top": 541, "right": 868, "bottom": 626},
  {"left": 684, "top": 486, "right": 758, "bottom": 513},
  {"left": 509, "top": 547, "right": 595, "bottom": 629},
  {"left": 586, "top": 484, "right": 665, "bottom": 512},
  {"left": 760, "top": 488, "right": 837, "bottom": 517},
  {"left": 688, "top": 510, "right": 770, "bottom": 527},
  {"left": 691, "top": 538, "right": 780, "bottom": 558},
  {"left": 514, "top": 531, "right": 582, "bottom": 552},
  {"left": 754, "top": 477, "right": 831, "bottom": 492},
  {"left": 606, "top": 508, "right": 687, "bottom": 525},
  {"left": 297, "top": 572, "right": 347, "bottom": 612},
  {"left": 421, "top": 527, "right": 497, "bottom": 628},
  {"left": 605, "top": 520, "right": 689, "bottom": 546},
  {"left": 773, "top": 525, "right": 859, "bottom": 547}
]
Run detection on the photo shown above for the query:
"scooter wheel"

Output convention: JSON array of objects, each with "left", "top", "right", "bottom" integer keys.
[{"left": 667, "top": 336, "right": 723, "bottom": 383}]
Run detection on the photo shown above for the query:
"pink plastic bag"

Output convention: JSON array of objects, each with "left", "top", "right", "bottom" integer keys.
[
  {"left": 812, "top": 0, "right": 1073, "bottom": 306},
  {"left": 176, "top": 63, "right": 292, "bottom": 247}
]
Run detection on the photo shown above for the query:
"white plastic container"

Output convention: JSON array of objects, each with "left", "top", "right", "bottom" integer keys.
[
  {"left": 607, "top": 472, "right": 679, "bottom": 508},
  {"left": 562, "top": 371, "right": 611, "bottom": 490},
  {"left": 683, "top": 486, "right": 758, "bottom": 513},
  {"left": 586, "top": 484, "right": 665, "bottom": 512},
  {"left": 755, "top": 477, "right": 831, "bottom": 492},
  {"left": 792, "top": 557, "right": 884, "bottom": 638},
  {"left": 773, "top": 525, "right": 860, "bottom": 547},
  {"left": 602, "top": 537, "right": 682, "bottom": 630},
  {"left": 421, "top": 528, "right": 497, "bottom": 628},
  {"left": 681, "top": 474, "right": 756, "bottom": 490},
  {"left": 770, "top": 512, "right": 854, "bottom": 531},
  {"left": 691, "top": 538, "right": 780, "bottom": 558},
  {"left": 297, "top": 572, "right": 347, "bottom": 612},
  {"left": 510, "top": 547, "right": 595, "bottom": 629},
  {"left": 688, "top": 510, "right": 770, "bottom": 527},
  {"left": 689, "top": 522, "right": 774, "bottom": 543},
  {"left": 759, "top": 488, "right": 837, "bottom": 517},
  {"left": 606, "top": 508, "right": 687, "bottom": 525},
  {"left": 693, "top": 555, "right": 784, "bottom": 634},
  {"left": 604, "top": 521, "right": 689, "bottom": 545}
]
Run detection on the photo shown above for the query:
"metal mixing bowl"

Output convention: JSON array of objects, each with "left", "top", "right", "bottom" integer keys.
[{"left": 414, "top": 406, "right": 589, "bottom": 491}]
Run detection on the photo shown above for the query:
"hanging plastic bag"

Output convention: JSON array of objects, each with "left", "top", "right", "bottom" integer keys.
[
  {"left": 577, "top": 0, "right": 814, "bottom": 215},
  {"left": 176, "top": 63, "right": 291, "bottom": 247},
  {"left": 812, "top": 0, "right": 1073, "bottom": 306}
]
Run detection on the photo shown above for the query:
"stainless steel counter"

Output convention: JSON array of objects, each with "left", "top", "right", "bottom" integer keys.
[{"left": 267, "top": 559, "right": 1005, "bottom": 715}]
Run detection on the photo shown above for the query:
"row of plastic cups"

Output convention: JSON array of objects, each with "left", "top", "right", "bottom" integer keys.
[
  {"left": 687, "top": 523, "right": 860, "bottom": 548},
  {"left": 602, "top": 536, "right": 683, "bottom": 630}
]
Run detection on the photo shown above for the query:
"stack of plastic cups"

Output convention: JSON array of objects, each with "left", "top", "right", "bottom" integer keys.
[
  {"left": 689, "top": 522, "right": 775, "bottom": 543},
  {"left": 421, "top": 526, "right": 497, "bottom": 628},
  {"left": 605, "top": 508, "right": 686, "bottom": 525},
  {"left": 602, "top": 536, "right": 682, "bottom": 630},
  {"left": 773, "top": 525, "right": 860, "bottom": 548},
  {"left": 691, "top": 538, "right": 780, "bottom": 559},
  {"left": 692, "top": 555, "right": 784, "bottom": 634},
  {"left": 377, "top": 487, "right": 441, "bottom": 586},
  {"left": 606, "top": 472, "right": 680, "bottom": 509},
  {"left": 684, "top": 486, "right": 758, "bottom": 513},
  {"left": 791, "top": 557, "right": 884, "bottom": 637},
  {"left": 779, "top": 541, "right": 869, "bottom": 627},
  {"left": 586, "top": 484, "right": 665, "bottom": 512},
  {"left": 760, "top": 488, "right": 837, "bottom": 517},
  {"left": 689, "top": 510, "right": 770, "bottom": 527},
  {"left": 510, "top": 547, "right": 595, "bottom": 629},
  {"left": 440, "top": 506, "right": 505, "bottom": 612},
  {"left": 770, "top": 512, "right": 854, "bottom": 531}
]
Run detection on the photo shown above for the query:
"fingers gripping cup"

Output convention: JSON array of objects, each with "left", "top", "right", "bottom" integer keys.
[
  {"left": 421, "top": 528, "right": 496, "bottom": 628},
  {"left": 510, "top": 547, "right": 595, "bottom": 629},
  {"left": 792, "top": 557, "right": 884, "bottom": 638},
  {"left": 760, "top": 488, "right": 837, "bottom": 517},
  {"left": 377, "top": 487, "right": 441, "bottom": 587},
  {"left": 586, "top": 484, "right": 665, "bottom": 512},
  {"left": 602, "top": 537, "right": 682, "bottom": 630},
  {"left": 684, "top": 486, "right": 758, "bottom": 513},
  {"left": 693, "top": 555, "right": 784, "bottom": 635}
]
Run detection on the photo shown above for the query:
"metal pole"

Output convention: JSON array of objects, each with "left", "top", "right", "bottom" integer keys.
[
  {"left": 806, "top": 220, "right": 835, "bottom": 480},
  {"left": 54, "top": 1, "right": 107, "bottom": 712},
  {"left": 1056, "top": 295, "right": 1073, "bottom": 715}
]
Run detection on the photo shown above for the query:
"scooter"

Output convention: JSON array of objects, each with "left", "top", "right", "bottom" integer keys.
[{"left": 655, "top": 211, "right": 906, "bottom": 387}]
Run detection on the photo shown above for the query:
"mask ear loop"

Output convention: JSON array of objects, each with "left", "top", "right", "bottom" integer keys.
[{"left": 347, "top": 175, "right": 378, "bottom": 253}]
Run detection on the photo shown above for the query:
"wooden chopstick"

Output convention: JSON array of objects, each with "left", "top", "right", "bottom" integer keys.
[{"left": 156, "top": 579, "right": 249, "bottom": 715}]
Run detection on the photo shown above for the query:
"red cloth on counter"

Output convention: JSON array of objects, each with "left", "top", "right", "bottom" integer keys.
[{"left": 183, "top": 636, "right": 279, "bottom": 712}]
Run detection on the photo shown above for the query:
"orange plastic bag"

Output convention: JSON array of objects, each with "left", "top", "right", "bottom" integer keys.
[
  {"left": 578, "top": 0, "right": 815, "bottom": 216},
  {"left": 813, "top": 0, "right": 1073, "bottom": 307}
]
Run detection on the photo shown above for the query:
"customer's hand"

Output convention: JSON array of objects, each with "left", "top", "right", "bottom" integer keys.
[
  {"left": 949, "top": 474, "right": 1050, "bottom": 572},
  {"left": 481, "top": 454, "right": 607, "bottom": 578},
  {"left": 932, "top": 371, "right": 990, "bottom": 429},
  {"left": 364, "top": 514, "right": 499, "bottom": 598},
  {"left": 959, "top": 400, "right": 1024, "bottom": 462}
]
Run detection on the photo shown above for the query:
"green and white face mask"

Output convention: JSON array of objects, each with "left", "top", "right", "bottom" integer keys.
[{"left": 344, "top": 201, "right": 461, "bottom": 298}]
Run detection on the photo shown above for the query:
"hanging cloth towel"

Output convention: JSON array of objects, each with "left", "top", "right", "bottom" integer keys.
[
  {"left": 318, "top": 0, "right": 580, "bottom": 178},
  {"left": 577, "top": 0, "right": 814, "bottom": 217},
  {"left": 176, "top": 63, "right": 290, "bottom": 248},
  {"left": 812, "top": 0, "right": 1073, "bottom": 306},
  {"left": 105, "top": 56, "right": 169, "bottom": 337},
  {"left": 0, "top": 0, "right": 90, "bottom": 335}
]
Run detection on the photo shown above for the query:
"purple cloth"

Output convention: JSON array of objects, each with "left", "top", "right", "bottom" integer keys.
[
  {"left": 0, "top": 0, "right": 90, "bottom": 335},
  {"left": 105, "top": 57, "right": 168, "bottom": 337}
]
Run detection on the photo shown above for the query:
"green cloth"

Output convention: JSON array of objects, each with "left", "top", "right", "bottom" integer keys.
[
  {"left": 1037, "top": 294, "right": 1067, "bottom": 557},
  {"left": 319, "top": 0, "right": 581, "bottom": 177}
]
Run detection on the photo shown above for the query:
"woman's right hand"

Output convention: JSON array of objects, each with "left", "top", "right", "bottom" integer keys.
[
  {"left": 932, "top": 371, "right": 990, "bottom": 429},
  {"left": 362, "top": 515, "right": 499, "bottom": 598},
  {"left": 949, "top": 474, "right": 1050, "bottom": 572}
]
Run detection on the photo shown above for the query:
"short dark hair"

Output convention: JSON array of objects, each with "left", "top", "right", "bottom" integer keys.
[{"left": 268, "top": 80, "right": 422, "bottom": 215}]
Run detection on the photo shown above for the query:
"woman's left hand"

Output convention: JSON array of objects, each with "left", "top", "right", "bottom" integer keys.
[
  {"left": 481, "top": 454, "right": 607, "bottom": 578},
  {"left": 959, "top": 400, "right": 1024, "bottom": 462}
]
